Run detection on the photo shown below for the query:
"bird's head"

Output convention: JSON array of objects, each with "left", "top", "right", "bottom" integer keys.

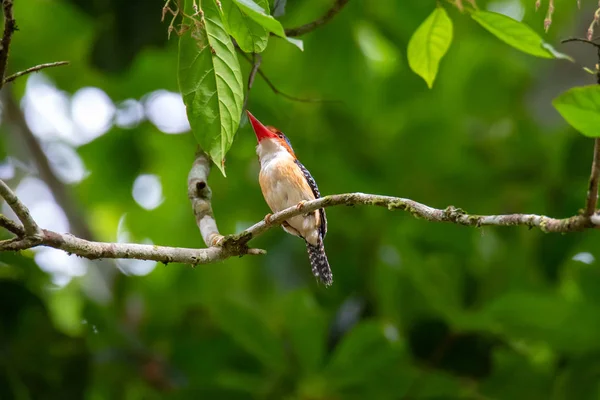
[{"left": 246, "top": 110, "right": 296, "bottom": 159}]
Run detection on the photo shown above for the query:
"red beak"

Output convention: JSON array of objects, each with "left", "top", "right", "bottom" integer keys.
[{"left": 246, "top": 110, "right": 277, "bottom": 142}]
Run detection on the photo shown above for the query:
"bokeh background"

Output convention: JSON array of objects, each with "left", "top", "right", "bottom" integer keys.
[{"left": 2, "top": 0, "right": 600, "bottom": 398}]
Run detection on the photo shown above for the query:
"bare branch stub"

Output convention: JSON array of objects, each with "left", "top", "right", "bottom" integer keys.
[{"left": 284, "top": 0, "right": 349, "bottom": 37}]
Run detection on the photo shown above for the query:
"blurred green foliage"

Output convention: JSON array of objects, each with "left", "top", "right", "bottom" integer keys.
[{"left": 2, "top": 0, "right": 600, "bottom": 399}]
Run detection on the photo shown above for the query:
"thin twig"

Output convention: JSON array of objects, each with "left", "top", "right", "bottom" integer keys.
[
  {"left": 0, "top": 0, "right": 16, "bottom": 88},
  {"left": 284, "top": 0, "right": 349, "bottom": 37},
  {"left": 0, "top": 213, "right": 23, "bottom": 236},
  {"left": 561, "top": 37, "right": 600, "bottom": 50},
  {"left": 586, "top": 138, "right": 600, "bottom": 217},
  {"left": 1, "top": 191, "right": 598, "bottom": 263},
  {"left": 242, "top": 53, "right": 262, "bottom": 113},
  {"left": 238, "top": 51, "right": 340, "bottom": 104},
  {"left": 247, "top": 53, "right": 261, "bottom": 92},
  {"left": 0, "top": 179, "right": 41, "bottom": 236},
  {"left": 563, "top": 38, "right": 600, "bottom": 217},
  {"left": 3, "top": 61, "right": 70, "bottom": 84}
]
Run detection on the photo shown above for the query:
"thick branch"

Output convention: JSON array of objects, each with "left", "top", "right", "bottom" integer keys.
[
  {"left": 586, "top": 138, "right": 600, "bottom": 216},
  {"left": 0, "top": 179, "right": 41, "bottom": 236},
  {"left": 0, "top": 0, "right": 15, "bottom": 87},
  {"left": 187, "top": 150, "right": 266, "bottom": 255},
  {"left": 2, "top": 191, "right": 597, "bottom": 264},
  {"left": 284, "top": 0, "right": 349, "bottom": 37},
  {"left": 3, "top": 61, "right": 69, "bottom": 84},
  {"left": 188, "top": 149, "right": 223, "bottom": 247},
  {"left": 0, "top": 230, "right": 250, "bottom": 264}
]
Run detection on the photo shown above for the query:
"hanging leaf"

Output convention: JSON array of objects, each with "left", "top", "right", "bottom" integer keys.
[
  {"left": 407, "top": 7, "right": 453, "bottom": 89},
  {"left": 221, "top": 0, "right": 269, "bottom": 53},
  {"left": 553, "top": 85, "right": 600, "bottom": 138},
  {"left": 178, "top": 0, "right": 244, "bottom": 176},
  {"left": 471, "top": 11, "right": 572, "bottom": 60},
  {"left": 233, "top": 0, "right": 303, "bottom": 50}
]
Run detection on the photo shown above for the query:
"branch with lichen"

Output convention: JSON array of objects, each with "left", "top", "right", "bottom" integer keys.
[{"left": 3, "top": 172, "right": 599, "bottom": 265}]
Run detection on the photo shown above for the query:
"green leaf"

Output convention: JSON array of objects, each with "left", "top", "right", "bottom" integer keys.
[
  {"left": 283, "top": 290, "right": 327, "bottom": 373},
  {"left": 324, "top": 321, "right": 402, "bottom": 389},
  {"left": 354, "top": 21, "right": 400, "bottom": 77},
  {"left": 471, "top": 11, "right": 572, "bottom": 60},
  {"left": 211, "top": 298, "right": 286, "bottom": 370},
  {"left": 407, "top": 7, "right": 453, "bottom": 88},
  {"left": 221, "top": 0, "right": 269, "bottom": 53},
  {"left": 233, "top": 0, "right": 283, "bottom": 35},
  {"left": 284, "top": 36, "right": 304, "bottom": 51},
  {"left": 178, "top": 0, "right": 244, "bottom": 176},
  {"left": 483, "top": 292, "right": 600, "bottom": 354},
  {"left": 232, "top": 0, "right": 302, "bottom": 50},
  {"left": 553, "top": 85, "right": 600, "bottom": 138}
]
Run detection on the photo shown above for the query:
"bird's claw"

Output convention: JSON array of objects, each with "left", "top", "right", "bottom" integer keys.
[
  {"left": 296, "top": 201, "right": 306, "bottom": 211},
  {"left": 264, "top": 213, "right": 273, "bottom": 224}
]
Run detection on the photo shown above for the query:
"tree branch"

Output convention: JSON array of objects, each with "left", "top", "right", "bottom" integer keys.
[
  {"left": 238, "top": 51, "right": 340, "bottom": 103},
  {"left": 0, "top": 0, "right": 16, "bottom": 88},
  {"left": 1, "top": 187, "right": 598, "bottom": 264},
  {"left": 3, "top": 89, "right": 97, "bottom": 241},
  {"left": 242, "top": 53, "right": 261, "bottom": 113},
  {"left": 3, "top": 86, "right": 116, "bottom": 301},
  {"left": 187, "top": 150, "right": 266, "bottom": 254},
  {"left": 188, "top": 149, "right": 224, "bottom": 247},
  {"left": 586, "top": 138, "right": 600, "bottom": 216},
  {"left": 284, "top": 0, "right": 349, "bottom": 37},
  {"left": 0, "top": 212, "right": 23, "bottom": 236},
  {"left": 3, "top": 61, "right": 69, "bottom": 84},
  {"left": 0, "top": 179, "right": 41, "bottom": 236}
]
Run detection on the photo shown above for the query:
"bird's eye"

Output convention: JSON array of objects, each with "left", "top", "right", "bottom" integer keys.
[{"left": 278, "top": 134, "right": 284, "bottom": 138}]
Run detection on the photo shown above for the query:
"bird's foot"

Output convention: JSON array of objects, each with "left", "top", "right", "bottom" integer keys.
[
  {"left": 264, "top": 213, "right": 273, "bottom": 224},
  {"left": 296, "top": 201, "right": 307, "bottom": 211}
]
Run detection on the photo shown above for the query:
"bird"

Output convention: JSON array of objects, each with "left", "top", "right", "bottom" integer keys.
[{"left": 246, "top": 110, "right": 333, "bottom": 286}]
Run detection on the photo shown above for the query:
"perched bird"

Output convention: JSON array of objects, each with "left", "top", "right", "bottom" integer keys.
[{"left": 246, "top": 111, "right": 333, "bottom": 286}]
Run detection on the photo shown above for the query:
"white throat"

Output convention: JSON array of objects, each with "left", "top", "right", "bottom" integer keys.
[{"left": 256, "top": 138, "right": 294, "bottom": 168}]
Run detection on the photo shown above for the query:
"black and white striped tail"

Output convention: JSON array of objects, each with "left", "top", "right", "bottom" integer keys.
[{"left": 306, "top": 239, "right": 333, "bottom": 286}]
